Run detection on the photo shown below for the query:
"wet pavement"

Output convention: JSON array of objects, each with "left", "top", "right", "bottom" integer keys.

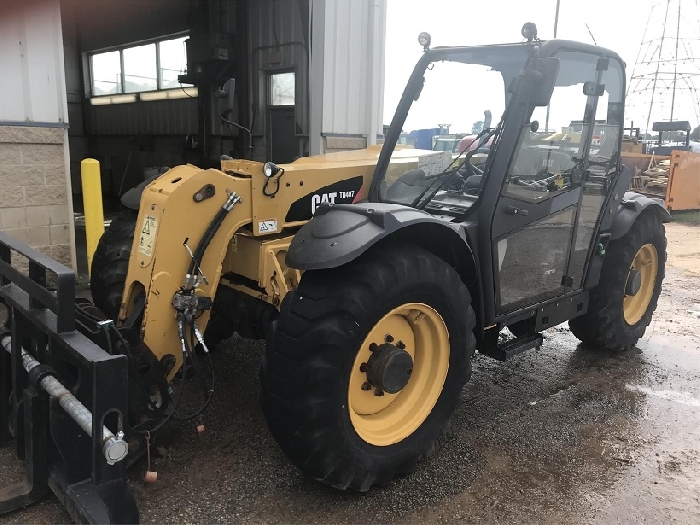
[{"left": 1, "top": 223, "right": 698, "bottom": 524}]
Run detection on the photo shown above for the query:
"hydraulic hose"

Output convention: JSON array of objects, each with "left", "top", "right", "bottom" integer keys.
[{"left": 185, "top": 191, "right": 241, "bottom": 289}]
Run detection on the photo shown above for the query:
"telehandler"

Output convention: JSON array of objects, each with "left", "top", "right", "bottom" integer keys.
[{"left": 0, "top": 24, "right": 669, "bottom": 523}]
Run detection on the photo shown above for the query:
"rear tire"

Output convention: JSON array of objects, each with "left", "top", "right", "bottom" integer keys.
[
  {"left": 260, "top": 244, "right": 476, "bottom": 490},
  {"left": 569, "top": 212, "right": 666, "bottom": 350},
  {"left": 89, "top": 209, "right": 242, "bottom": 348},
  {"left": 90, "top": 210, "right": 136, "bottom": 319}
]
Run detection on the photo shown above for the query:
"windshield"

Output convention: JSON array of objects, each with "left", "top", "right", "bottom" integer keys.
[{"left": 378, "top": 46, "right": 530, "bottom": 215}]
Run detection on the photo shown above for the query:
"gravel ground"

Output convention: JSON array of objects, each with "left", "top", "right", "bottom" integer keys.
[{"left": 1, "top": 221, "right": 699, "bottom": 524}]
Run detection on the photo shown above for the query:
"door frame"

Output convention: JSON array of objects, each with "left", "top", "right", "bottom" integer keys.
[
  {"left": 489, "top": 55, "right": 609, "bottom": 316},
  {"left": 265, "top": 68, "right": 297, "bottom": 162}
]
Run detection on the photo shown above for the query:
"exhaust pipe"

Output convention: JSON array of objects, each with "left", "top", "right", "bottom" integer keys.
[{"left": 1, "top": 335, "right": 128, "bottom": 465}]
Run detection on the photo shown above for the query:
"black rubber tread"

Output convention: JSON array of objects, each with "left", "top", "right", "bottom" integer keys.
[
  {"left": 260, "top": 243, "right": 476, "bottom": 491},
  {"left": 569, "top": 211, "right": 666, "bottom": 351},
  {"left": 90, "top": 210, "right": 137, "bottom": 320}
]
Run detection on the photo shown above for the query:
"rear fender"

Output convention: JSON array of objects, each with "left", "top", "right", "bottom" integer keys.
[
  {"left": 585, "top": 191, "right": 671, "bottom": 290},
  {"left": 608, "top": 191, "right": 672, "bottom": 241},
  {"left": 120, "top": 173, "right": 159, "bottom": 210}
]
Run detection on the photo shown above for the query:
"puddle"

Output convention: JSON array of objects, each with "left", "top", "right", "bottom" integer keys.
[{"left": 627, "top": 384, "right": 700, "bottom": 407}]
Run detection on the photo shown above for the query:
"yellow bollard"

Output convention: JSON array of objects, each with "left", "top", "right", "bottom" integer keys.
[{"left": 81, "top": 159, "right": 105, "bottom": 277}]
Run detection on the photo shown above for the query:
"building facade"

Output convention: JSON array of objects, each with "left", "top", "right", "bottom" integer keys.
[
  {"left": 0, "top": 0, "right": 75, "bottom": 267},
  {"left": 0, "top": 0, "right": 387, "bottom": 269}
]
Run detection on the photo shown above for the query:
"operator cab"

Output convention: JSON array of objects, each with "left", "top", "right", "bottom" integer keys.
[{"left": 374, "top": 25, "right": 625, "bottom": 229}]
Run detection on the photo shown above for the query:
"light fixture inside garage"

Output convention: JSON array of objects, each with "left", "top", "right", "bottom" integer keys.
[
  {"left": 90, "top": 94, "right": 137, "bottom": 105},
  {"left": 140, "top": 87, "right": 198, "bottom": 101}
]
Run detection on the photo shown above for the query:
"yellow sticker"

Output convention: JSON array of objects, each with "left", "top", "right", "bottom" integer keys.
[{"left": 138, "top": 215, "right": 158, "bottom": 257}]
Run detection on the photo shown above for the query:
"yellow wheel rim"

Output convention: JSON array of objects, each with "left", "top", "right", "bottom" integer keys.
[
  {"left": 623, "top": 243, "right": 658, "bottom": 325},
  {"left": 348, "top": 303, "right": 449, "bottom": 446}
]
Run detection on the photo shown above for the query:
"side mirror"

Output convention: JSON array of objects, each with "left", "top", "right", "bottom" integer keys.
[
  {"left": 583, "top": 81, "right": 605, "bottom": 97},
  {"left": 529, "top": 57, "right": 560, "bottom": 107},
  {"left": 483, "top": 110, "right": 492, "bottom": 130},
  {"left": 218, "top": 78, "right": 236, "bottom": 117}
]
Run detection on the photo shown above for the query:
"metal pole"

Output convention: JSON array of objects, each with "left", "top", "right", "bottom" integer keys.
[
  {"left": 80, "top": 159, "right": 105, "bottom": 276},
  {"left": 1, "top": 335, "right": 128, "bottom": 465},
  {"left": 669, "top": 1, "right": 681, "bottom": 121},
  {"left": 645, "top": 0, "right": 673, "bottom": 135}
]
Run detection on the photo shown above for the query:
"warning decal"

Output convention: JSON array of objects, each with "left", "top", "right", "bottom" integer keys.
[
  {"left": 258, "top": 219, "right": 278, "bottom": 233},
  {"left": 138, "top": 215, "right": 158, "bottom": 257}
]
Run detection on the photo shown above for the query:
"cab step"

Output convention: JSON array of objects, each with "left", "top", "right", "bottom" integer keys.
[{"left": 479, "top": 333, "right": 543, "bottom": 361}]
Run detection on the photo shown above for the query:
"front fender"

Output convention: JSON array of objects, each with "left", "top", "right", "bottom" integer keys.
[
  {"left": 608, "top": 191, "right": 672, "bottom": 240},
  {"left": 286, "top": 203, "right": 467, "bottom": 270}
]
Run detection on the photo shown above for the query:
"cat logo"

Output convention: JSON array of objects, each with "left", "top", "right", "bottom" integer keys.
[
  {"left": 311, "top": 190, "right": 355, "bottom": 214},
  {"left": 285, "top": 177, "right": 363, "bottom": 222}
]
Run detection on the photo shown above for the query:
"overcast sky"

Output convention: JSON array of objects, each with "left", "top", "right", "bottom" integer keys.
[{"left": 383, "top": 0, "right": 700, "bottom": 135}]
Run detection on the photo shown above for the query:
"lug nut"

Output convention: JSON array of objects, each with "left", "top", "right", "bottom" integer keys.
[
  {"left": 396, "top": 340, "right": 405, "bottom": 349},
  {"left": 374, "top": 388, "right": 385, "bottom": 396},
  {"left": 361, "top": 382, "right": 372, "bottom": 391},
  {"left": 385, "top": 334, "right": 394, "bottom": 343},
  {"left": 369, "top": 343, "right": 378, "bottom": 352},
  {"left": 359, "top": 362, "right": 368, "bottom": 373}
]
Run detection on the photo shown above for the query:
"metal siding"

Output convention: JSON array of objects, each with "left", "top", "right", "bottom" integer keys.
[
  {"left": 332, "top": 0, "right": 349, "bottom": 131},
  {"left": 320, "top": 0, "right": 336, "bottom": 134},
  {"left": 347, "top": 0, "right": 367, "bottom": 134},
  {"left": 87, "top": 98, "right": 198, "bottom": 135},
  {"left": 367, "top": 0, "right": 386, "bottom": 143},
  {"left": 0, "top": 0, "right": 66, "bottom": 124},
  {"left": 73, "top": 0, "right": 190, "bottom": 52},
  {"left": 319, "top": 0, "right": 386, "bottom": 140},
  {"left": 309, "top": 0, "right": 325, "bottom": 154},
  {"left": 0, "top": 22, "right": 25, "bottom": 121}
]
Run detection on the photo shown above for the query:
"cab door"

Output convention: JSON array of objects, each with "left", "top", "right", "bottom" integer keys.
[{"left": 491, "top": 52, "right": 608, "bottom": 314}]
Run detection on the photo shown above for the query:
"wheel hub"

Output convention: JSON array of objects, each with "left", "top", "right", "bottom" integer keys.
[
  {"left": 625, "top": 269, "right": 642, "bottom": 296},
  {"left": 623, "top": 243, "right": 659, "bottom": 325},
  {"left": 365, "top": 341, "right": 414, "bottom": 395},
  {"left": 348, "top": 303, "right": 450, "bottom": 446}
]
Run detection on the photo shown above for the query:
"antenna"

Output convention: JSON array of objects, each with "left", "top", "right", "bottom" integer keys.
[{"left": 584, "top": 23, "right": 597, "bottom": 45}]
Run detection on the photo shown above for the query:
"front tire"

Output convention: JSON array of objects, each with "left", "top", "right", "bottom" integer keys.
[
  {"left": 260, "top": 244, "right": 476, "bottom": 490},
  {"left": 569, "top": 212, "right": 666, "bottom": 350}
]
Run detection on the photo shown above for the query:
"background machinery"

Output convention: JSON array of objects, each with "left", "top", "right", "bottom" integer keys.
[{"left": 1, "top": 24, "right": 669, "bottom": 523}]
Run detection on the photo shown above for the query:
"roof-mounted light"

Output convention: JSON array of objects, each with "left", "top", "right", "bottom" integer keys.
[
  {"left": 418, "top": 32, "right": 432, "bottom": 51},
  {"left": 521, "top": 22, "right": 538, "bottom": 43}
]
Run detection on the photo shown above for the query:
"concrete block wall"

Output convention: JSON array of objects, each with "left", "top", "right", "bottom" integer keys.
[
  {"left": 323, "top": 135, "right": 368, "bottom": 154},
  {"left": 0, "top": 125, "right": 74, "bottom": 267}
]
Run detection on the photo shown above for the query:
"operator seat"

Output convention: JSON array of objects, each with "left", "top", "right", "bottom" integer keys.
[{"left": 382, "top": 168, "right": 431, "bottom": 204}]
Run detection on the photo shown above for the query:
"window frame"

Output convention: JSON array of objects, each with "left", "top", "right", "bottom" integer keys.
[
  {"left": 268, "top": 70, "right": 296, "bottom": 107},
  {"left": 88, "top": 32, "right": 193, "bottom": 100},
  {"left": 501, "top": 51, "right": 621, "bottom": 204}
]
